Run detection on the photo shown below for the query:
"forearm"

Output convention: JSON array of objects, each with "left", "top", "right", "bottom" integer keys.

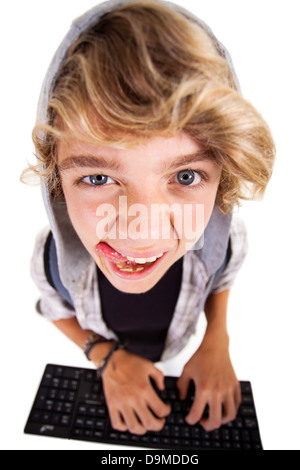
[
  {"left": 203, "top": 289, "right": 230, "bottom": 347},
  {"left": 53, "top": 317, "right": 92, "bottom": 348},
  {"left": 53, "top": 317, "right": 113, "bottom": 366}
]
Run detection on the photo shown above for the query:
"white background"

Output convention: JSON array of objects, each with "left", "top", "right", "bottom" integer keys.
[{"left": 1, "top": 0, "right": 299, "bottom": 450}]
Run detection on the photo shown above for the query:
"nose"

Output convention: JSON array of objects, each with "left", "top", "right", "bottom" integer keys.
[{"left": 117, "top": 189, "right": 175, "bottom": 244}]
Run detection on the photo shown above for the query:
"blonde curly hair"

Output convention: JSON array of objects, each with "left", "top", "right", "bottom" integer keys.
[{"left": 26, "top": 0, "right": 275, "bottom": 213}]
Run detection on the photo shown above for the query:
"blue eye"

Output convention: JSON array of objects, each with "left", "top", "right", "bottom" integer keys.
[
  {"left": 89, "top": 175, "right": 108, "bottom": 185},
  {"left": 177, "top": 169, "right": 201, "bottom": 186},
  {"left": 81, "top": 174, "right": 115, "bottom": 186}
]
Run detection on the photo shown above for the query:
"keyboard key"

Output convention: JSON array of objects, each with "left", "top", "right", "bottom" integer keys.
[
  {"left": 94, "top": 430, "right": 104, "bottom": 439},
  {"left": 61, "top": 415, "right": 71, "bottom": 426},
  {"left": 75, "top": 417, "right": 85, "bottom": 428},
  {"left": 30, "top": 410, "right": 41, "bottom": 422},
  {"left": 241, "top": 406, "right": 256, "bottom": 417},
  {"left": 95, "top": 419, "right": 105, "bottom": 430},
  {"left": 63, "top": 368, "right": 81, "bottom": 380},
  {"left": 244, "top": 417, "right": 258, "bottom": 429}
]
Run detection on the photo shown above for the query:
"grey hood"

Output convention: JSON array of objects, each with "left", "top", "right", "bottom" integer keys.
[{"left": 37, "top": 0, "right": 237, "bottom": 297}]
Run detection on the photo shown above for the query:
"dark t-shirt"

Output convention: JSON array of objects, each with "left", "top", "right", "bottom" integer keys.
[{"left": 98, "top": 258, "right": 183, "bottom": 362}]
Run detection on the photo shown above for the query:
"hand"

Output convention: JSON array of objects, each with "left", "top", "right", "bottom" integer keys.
[
  {"left": 101, "top": 349, "right": 171, "bottom": 435},
  {"left": 177, "top": 336, "right": 241, "bottom": 432}
]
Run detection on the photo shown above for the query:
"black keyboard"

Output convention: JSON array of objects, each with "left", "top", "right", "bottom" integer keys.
[{"left": 24, "top": 364, "right": 263, "bottom": 450}]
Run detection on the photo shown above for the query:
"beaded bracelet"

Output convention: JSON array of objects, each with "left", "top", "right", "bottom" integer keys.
[
  {"left": 83, "top": 333, "right": 98, "bottom": 355},
  {"left": 96, "top": 341, "right": 125, "bottom": 378},
  {"left": 83, "top": 334, "right": 112, "bottom": 361}
]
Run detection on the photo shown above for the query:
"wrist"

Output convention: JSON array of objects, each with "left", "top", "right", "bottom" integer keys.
[
  {"left": 97, "top": 341, "right": 126, "bottom": 378},
  {"left": 202, "top": 323, "right": 229, "bottom": 350},
  {"left": 89, "top": 340, "right": 115, "bottom": 368}
]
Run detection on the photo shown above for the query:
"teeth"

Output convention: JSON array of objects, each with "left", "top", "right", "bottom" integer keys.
[
  {"left": 125, "top": 253, "right": 164, "bottom": 264},
  {"left": 116, "top": 264, "right": 145, "bottom": 272},
  {"left": 115, "top": 252, "right": 164, "bottom": 273}
]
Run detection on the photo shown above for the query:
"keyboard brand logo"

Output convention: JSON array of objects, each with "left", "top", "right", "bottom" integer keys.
[{"left": 40, "top": 425, "right": 55, "bottom": 434}]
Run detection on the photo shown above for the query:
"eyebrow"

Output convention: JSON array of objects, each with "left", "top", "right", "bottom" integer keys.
[
  {"left": 162, "top": 152, "right": 212, "bottom": 172},
  {"left": 58, "top": 151, "right": 211, "bottom": 173},
  {"left": 58, "top": 155, "right": 122, "bottom": 172}
]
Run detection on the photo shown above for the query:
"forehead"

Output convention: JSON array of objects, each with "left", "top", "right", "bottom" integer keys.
[{"left": 57, "top": 131, "right": 214, "bottom": 173}]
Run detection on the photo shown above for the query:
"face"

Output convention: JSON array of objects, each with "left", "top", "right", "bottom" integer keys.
[{"left": 58, "top": 132, "right": 221, "bottom": 293}]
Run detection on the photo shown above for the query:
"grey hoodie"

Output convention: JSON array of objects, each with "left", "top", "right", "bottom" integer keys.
[{"left": 31, "top": 0, "right": 247, "bottom": 360}]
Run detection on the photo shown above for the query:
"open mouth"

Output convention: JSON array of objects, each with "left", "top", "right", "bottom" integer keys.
[
  {"left": 96, "top": 242, "right": 166, "bottom": 277},
  {"left": 114, "top": 254, "right": 163, "bottom": 273}
]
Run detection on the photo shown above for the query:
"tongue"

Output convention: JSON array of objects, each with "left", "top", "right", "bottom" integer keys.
[
  {"left": 96, "top": 242, "right": 157, "bottom": 270},
  {"left": 96, "top": 242, "right": 128, "bottom": 262}
]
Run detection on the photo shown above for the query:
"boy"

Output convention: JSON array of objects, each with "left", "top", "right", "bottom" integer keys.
[{"left": 28, "top": 0, "right": 275, "bottom": 436}]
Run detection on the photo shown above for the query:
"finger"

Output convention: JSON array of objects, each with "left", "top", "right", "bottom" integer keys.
[
  {"left": 185, "top": 388, "right": 208, "bottom": 425},
  {"left": 176, "top": 374, "right": 191, "bottom": 401},
  {"left": 108, "top": 407, "right": 128, "bottom": 432},
  {"left": 120, "top": 406, "right": 147, "bottom": 435},
  {"left": 200, "top": 392, "right": 222, "bottom": 431},
  {"left": 234, "top": 382, "right": 242, "bottom": 409},
  {"left": 135, "top": 401, "right": 166, "bottom": 432},
  {"left": 147, "top": 385, "right": 171, "bottom": 418},
  {"left": 221, "top": 391, "right": 237, "bottom": 425}
]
